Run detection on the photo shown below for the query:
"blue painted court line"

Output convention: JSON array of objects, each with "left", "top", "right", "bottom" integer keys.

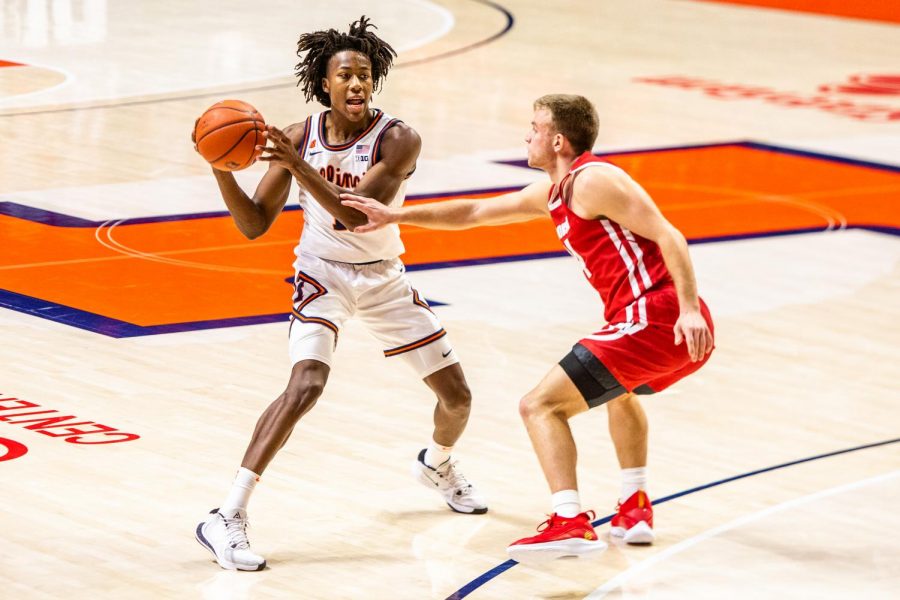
[
  {"left": 2, "top": 141, "right": 897, "bottom": 335},
  {"left": 4, "top": 140, "right": 899, "bottom": 227},
  {"left": 444, "top": 436, "right": 900, "bottom": 600},
  {"left": 400, "top": 0, "right": 514, "bottom": 68},
  {"left": 744, "top": 141, "right": 900, "bottom": 173},
  {"left": 0, "top": 188, "right": 525, "bottom": 227},
  {"left": 495, "top": 140, "right": 900, "bottom": 174},
  {"left": 0, "top": 288, "right": 291, "bottom": 338},
  {"left": 495, "top": 141, "right": 745, "bottom": 170},
  {"left": 0, "top": 0, "right": 516, "bottom": 119},
  {"left": 2, "top": 224, "right": 895, "bottom": 337}
]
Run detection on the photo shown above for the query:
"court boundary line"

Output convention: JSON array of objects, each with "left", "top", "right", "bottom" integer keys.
[
  {"left": 1, "top": 225, "right": 896, "bottom": 338},
  {"left": 443, "top": 437, "right": 900, "bottom": 600},
  {"left": 0, "top": 0, "right": 515, "bottom": 118},
  {"left": 1, "top": 140, "right": 898, "bottom": 228},
  {"left": 585, "top": 469, "right": 900, "bottom": 599},
  {"left": 0, "top": 186, "right": 525, "bottom": 228},
  {"left": 1, "top": 141, "right": 898, "bottom": 336}
]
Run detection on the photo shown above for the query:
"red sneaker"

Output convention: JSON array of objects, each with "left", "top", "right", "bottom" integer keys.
[
  {"left": 610, "top": 490, "right": 655, "bottom": 544},
  {"left": 507, "top": 511, "right": 607, "bottom": 565}
]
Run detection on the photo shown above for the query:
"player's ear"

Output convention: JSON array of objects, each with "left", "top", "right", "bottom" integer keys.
[
  {"left": 322, "top": 78, "right": 330, "bottom": 94},
  {"left": 553, "top": 133, "right": 564, "bottom": 152}
]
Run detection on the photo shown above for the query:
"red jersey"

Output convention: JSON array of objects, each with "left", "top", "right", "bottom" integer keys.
[{"left": 549, "top": 152, "right": 673, "bottom": 322}]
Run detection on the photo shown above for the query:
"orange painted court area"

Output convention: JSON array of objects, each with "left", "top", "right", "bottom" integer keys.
[
  {"left": 1, "top": 144, "right": 898, "bottom": 328},
  {"left": 694, "top": 0, "right": 900, "bottom": 24}
]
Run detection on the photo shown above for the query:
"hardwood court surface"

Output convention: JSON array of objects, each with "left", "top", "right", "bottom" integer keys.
[{"left": 1, "top": 1, "right": 898, "bottom": 598}]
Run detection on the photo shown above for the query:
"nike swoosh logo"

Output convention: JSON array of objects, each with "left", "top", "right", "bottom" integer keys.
[
  {"left": 442, "top": 349, "right": 452, "bottom": 358},
  {"left": 308, "top": 150, "right": 323, "bottom": 156}
]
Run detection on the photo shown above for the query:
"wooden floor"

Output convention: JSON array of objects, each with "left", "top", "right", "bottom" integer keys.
[{"left": 2, "top": 1, "right": 899, "bottom": 598}]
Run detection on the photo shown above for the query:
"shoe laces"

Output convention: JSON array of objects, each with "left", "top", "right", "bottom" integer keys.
[
  {"left": 536, "top": 510, "right": 596, "bottom": 532},
  {"left": 435, "top": 460, "right": 473, "bottom": 496},
  {"left": 221, "top": 511, "right": 252, "bottom": 550}
]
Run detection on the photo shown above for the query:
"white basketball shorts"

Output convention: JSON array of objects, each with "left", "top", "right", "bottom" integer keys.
[{"left": 288, "top": 253, "right": 458, "bottom": 379}]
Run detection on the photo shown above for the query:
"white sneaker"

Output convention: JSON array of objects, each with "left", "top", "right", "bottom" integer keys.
[
  {"left": 413, "top": 449, "right": 488, "bottom": 514},
  {"left": 195, "top": 508, "right": 266, "bottom": 571}
]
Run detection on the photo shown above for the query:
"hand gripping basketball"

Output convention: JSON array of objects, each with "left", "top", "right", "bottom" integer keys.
[
  {"left": 256, "top": 125, "right": 303, "bottom": 173},
  {"left": 193, "top": 100, "right": 266, "bottom": 171}
]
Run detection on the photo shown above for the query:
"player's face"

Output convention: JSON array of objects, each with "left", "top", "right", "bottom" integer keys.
[
  {"left": 322, "top": 50, "right": 374, "bottom": 121},
  {"left": 525, "top": 108, "right": 556, "bottom": 169}
]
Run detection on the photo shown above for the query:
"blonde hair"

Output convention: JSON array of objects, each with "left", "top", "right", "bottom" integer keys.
[{"left": 534, "top": 94, "right": 599, "bottom": 154}]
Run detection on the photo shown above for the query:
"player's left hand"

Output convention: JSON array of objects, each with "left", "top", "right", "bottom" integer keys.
[
  {"left": 191, "top": 117, "right": 199, "bottom": 152},
  {"left": 673, "top": 309, "right": 713, "bottom": 362},
  {"left": 257, "top": 125, "right": 300, "bottom": 170},
  {"left": 339, "top": 193, "right": 396, "bottom": 233}
]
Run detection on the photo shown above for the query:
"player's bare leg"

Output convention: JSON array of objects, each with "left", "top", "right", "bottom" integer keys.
[
  {"left": 241, "top": 359, "right": 331, "bottom": 473},
  {"left": 508, "top": 364, "right": 605, "bottom": 563},
  {"left": 423, "top": 362, "right": 471, "bottom": 446},
  {"left": 607, "top": 393, "right": 647, "bottom": 469},
  {"left": 518, "top": 364, "right": 590, "bottom": 493},
  {"left": 607, "top": 392, "right": 654, "bottom": 544},
  {"left": 413, "top": 363, "right": 487, "bottom": 514},
  {"left": 196, "top": 359, "right": 330, "bottom": 571}
]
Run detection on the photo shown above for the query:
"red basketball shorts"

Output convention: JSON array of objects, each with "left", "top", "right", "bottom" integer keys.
[{"left": 577, "top": 286, "right": 715, "bottom": 394}]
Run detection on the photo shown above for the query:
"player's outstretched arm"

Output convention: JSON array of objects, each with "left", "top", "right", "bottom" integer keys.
[
  {"left": 201, "top": 122, "right": 302, "bottom": 239},
  {"left": 258, "top": 122, "right": 420, "bottom": 230},
  {"left": 573, "top": 166, "right": 713, "bottom": 362},
  {"left": 340, "top": 181, "right": 552, "bottom": 233}
]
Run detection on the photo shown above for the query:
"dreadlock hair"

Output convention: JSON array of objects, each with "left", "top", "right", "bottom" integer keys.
[{"left": 294, "top": 16, "right": 397, "bottom": 107}]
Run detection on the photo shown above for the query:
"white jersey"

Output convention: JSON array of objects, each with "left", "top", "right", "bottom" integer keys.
[{"left": 294, "top": 109, "right": 407, "bottom": 263}]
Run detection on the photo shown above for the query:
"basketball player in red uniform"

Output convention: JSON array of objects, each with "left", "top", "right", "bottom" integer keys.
[{"left": 341, "top": 94, "right": 714, "bottom": 563}]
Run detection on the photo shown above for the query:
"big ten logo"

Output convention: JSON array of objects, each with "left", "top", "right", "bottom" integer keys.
[{"left": 0, "top": 437, "right": 28, "bottom": 462}]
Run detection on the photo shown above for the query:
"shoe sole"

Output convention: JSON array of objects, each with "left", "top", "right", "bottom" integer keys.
[
  {"left": 195, "top": 521, "right": 267, "bottom": 572},
  {"left": 446, "top": 501, "right": 488, "bottom": 515},
  {"left": 610, "top": 521, "right": 655, "bottom": 545},
  {"left": 413, "top": 463, "right": 488, "bottom": 515},
  {"left": 507, "top": 538, "right": 608, "bottom": 565}
]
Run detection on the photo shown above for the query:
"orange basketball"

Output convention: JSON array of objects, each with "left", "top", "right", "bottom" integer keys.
[{"left": 193, "top": 100, "right": 266, "bottom": 171}]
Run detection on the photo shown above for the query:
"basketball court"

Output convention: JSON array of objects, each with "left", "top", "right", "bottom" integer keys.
[{"left": 2, "top": 1, "right": 898, "bottom": 598}]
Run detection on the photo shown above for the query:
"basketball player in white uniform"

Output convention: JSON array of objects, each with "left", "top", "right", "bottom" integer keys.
[{"left": 194, "top": 17, "right": 486, "bottom": 571}]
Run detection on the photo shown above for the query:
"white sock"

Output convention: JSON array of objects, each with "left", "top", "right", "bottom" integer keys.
[
  {"left": 221, "top": 467, "right": 260, "bottom": 512},
  {"left": 552, "top": 489, "right": 581, "bottom": 518},
  {"left": 424, "top": 440, "right": 453, "bottom": 468},
  {"left": 621, "top": 466, "right": 647, "bottom": 502}
]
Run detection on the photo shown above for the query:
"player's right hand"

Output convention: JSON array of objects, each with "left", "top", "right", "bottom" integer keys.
[
  {"left": 340, "top": 193, "right": 395, "bottom": 233},
  {"left": 673, "top": 309, "right": 714, "bottom": 362}
]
